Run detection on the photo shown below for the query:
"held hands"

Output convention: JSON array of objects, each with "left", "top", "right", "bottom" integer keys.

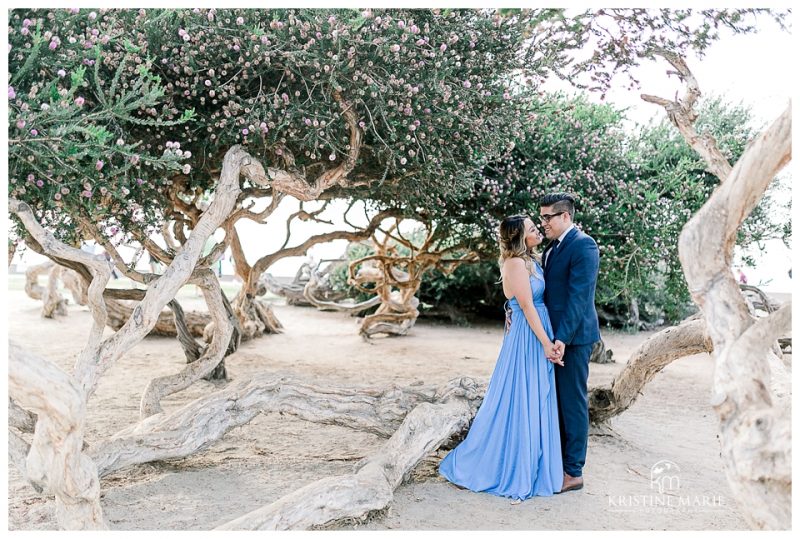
[{"left": 545, "top": 340, "right": 565, "bottom": 366}]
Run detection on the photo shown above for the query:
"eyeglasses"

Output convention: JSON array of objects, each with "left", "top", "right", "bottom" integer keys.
[{"left": 539, "top": 211, "right": 565, "bottom": 223}]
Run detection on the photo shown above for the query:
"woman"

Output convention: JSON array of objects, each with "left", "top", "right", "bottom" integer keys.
[{"left": 438, "top": 214, "right": 564, "bottom": 503}]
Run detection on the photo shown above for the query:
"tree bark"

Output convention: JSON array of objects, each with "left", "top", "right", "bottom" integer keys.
[
  {"left": 589, "top": 338, "right": 615, "bottom": 364},
  {"left": 231, "top": 291, "right": 284, "bottom": 340},
  {"left": 644, "top": 52, "right": 791, "bottom": 528},
  {"left": 9, "top": 343, "right": 106, "bottom": 529},
  {"left": 24, "top": 260, "right": 51, "bottom": 301},
  {"left": 739, "top": 283, "right": 782, "bottom": 314},
  {"left": 641, "top": 50, "right": 733, "bottom": 180},
  {"left": 303, "top": 277, "right": 382, "bottom": 314},
  {"left": 8, "top": 239, "right": 16, "bottom": 267},
  {"left": 231, "top": 208, "right": 403, "bottom": 339},
  {"left": 167, "top": 298, "right": 205, "bottom": 362},
  {"left": 9, "top": 397, "right": 38, "bottom": 433},
  {"left": 262, "top": 272, "right": 314, "bottom": 306},
  {"left": 61, "top": 268, "right": 88, "bottom": 305},
  {"left": 41, "top": 263, "right": 69, "bottom": 317}
]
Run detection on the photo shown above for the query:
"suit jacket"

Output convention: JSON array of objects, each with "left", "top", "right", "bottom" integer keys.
[{"left": 542, "top": 227, "right": 601, "bottom": 346}]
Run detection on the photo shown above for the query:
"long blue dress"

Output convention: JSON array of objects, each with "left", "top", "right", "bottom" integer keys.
[{"left": 438, "top": 261, "right": 563, "bottom": 500}]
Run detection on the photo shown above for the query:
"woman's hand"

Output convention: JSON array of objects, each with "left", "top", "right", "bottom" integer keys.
[{"left": 544, "top": 341, "right": 564, "bottom": 366}]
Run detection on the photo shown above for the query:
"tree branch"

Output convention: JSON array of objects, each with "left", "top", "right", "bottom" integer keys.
[
  {"left": 10, "top": 199, "right": 113, "bottom": 379},
  {"left": 641, "top": 51, "right": 733, "bottom": 180},
  {"left": 139, "top": 269, "right": 234, "bottom": 418}
]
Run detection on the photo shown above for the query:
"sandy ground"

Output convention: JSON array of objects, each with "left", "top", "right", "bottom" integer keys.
[{"left": 7, "top": 285, "right": 779, "bottom": 531}]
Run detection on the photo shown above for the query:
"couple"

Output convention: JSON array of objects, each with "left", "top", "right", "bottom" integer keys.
[{"left": 438, "top": 192, "right": 601, "bottom": 502}]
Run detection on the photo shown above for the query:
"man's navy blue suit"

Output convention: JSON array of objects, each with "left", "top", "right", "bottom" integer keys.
[{"left": 543, "top": 226, "right": 600, "bottom": 478}]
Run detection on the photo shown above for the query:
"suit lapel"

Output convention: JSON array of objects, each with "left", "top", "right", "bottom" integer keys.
[{"left": 546, "top": 228, "right": 578, "bottom": 271}]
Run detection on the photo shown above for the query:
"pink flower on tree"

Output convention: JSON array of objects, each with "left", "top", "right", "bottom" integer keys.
[{"left": 75, "top": 96, "right": 85, "bottom": 106}]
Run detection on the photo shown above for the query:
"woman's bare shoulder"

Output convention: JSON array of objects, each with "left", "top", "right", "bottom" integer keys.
[{"left": 502, "top": 257, "right": 526, "bottom": 269}]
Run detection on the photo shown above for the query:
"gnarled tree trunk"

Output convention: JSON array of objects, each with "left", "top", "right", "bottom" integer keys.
[
  {"left": 589, "top": 338, "right": 615, "bottom": 364},
  {"left": 677, "top": 107, "right": 792, "bottom": 529},
  {"left": 231, "top": 291, "right": 285, "bottom": 340},
  {"left": 8, "top": 144, "right": 248, "bottom": 528},
  {"left": 42, "top": 263, "right": 69, "bottom": 317},
  {"left": 9, "top": 343, "right": 106, "bottom": 529},
  {"left": 344, "top": 219, "right": 479, "bottom": 338},
  {"left": 645, "top": 51, "right": 791, "bottom": 529},
  {"left": 24, "top": 260, "right": 51, "bottom": 301},
  {"left": 25, "top": 260, "right": 69, "bottom": 317}
]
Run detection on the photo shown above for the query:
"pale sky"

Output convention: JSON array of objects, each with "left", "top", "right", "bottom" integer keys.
[{"left": 9, "top": 10, "right": 794, "bottom": 292}]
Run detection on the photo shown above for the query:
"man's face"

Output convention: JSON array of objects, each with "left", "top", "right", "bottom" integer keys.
[{"left": 539, "top": 205, "right": 569, "bottom": 240}]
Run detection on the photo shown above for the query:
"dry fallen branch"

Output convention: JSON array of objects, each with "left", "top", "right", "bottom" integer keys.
[
  {"left": 589, "top": 318, "right": 712, "bottom": 424},
  {"left": 215, "top": 379, "right": 483, "bottom": 530},
  {"left": 88, "top": 373, "right": 466, "bottom": 477}
]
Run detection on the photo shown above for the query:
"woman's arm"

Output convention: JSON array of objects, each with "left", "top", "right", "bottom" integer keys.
[{"left": 504, "top": 258, "right": 563, "bottom": 365}]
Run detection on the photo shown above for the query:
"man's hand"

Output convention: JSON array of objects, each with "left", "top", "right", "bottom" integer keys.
[{"left": 553, "top": 340, "right": 565, "bottom": 359}]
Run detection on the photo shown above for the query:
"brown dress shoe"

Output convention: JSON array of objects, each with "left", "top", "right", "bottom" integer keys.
[{"left": 558, "top": 473, "right": 584, "bottom": 494}]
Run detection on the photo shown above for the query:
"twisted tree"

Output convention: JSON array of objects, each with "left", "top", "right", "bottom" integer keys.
[
  {"left": 342, "top": 217, "right": 479, "bottom": 338},
  {"left": 640, "top": 51, "right": 791, "bottom": 528}
]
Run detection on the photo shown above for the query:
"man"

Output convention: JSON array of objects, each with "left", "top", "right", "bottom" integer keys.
[{"left": 539, "top": 193, "right": 600, "bottom": 494}]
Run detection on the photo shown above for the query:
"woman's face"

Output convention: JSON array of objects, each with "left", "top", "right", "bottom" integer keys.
[{"left": 523, "top": 218, "right": 543, "bottom": 249}]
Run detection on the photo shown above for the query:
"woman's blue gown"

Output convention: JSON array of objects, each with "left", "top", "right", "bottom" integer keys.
[{"left": 438, "top": 261, "right": 563, "bottom": 500}]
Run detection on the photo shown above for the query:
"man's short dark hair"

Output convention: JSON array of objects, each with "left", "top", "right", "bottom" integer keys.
[{"left": 539, "top": 192, "right": 576, "bottom": 218}]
